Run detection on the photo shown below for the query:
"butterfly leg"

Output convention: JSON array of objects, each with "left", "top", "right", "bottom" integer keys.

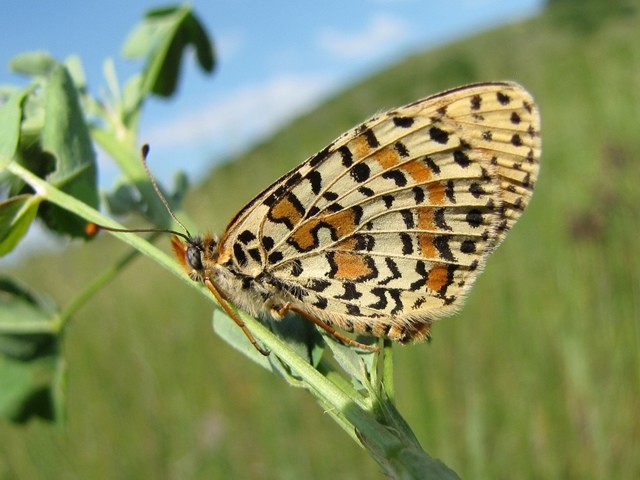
[
  {"left": 204, "top": 278, "right": 270, "bottom": 356},
  {"left": 275, "top": 303, "right": 380, "bottom": 352}
]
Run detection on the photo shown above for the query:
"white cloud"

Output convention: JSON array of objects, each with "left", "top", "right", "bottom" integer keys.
[
  {"left": 144, "top": 72, "right": 337, "bottom": 153},
  {"left": 318, "top": 13, "right": 408, "bottom": 59}
]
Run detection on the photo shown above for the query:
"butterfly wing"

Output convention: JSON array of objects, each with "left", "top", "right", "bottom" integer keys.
[{"left": 218, "top": 82, "right": 540, "bottom": 342}]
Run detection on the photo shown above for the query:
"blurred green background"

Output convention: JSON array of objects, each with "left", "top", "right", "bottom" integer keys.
[{"left": 2, "top": 3, "right": 640, "bottom": 479}]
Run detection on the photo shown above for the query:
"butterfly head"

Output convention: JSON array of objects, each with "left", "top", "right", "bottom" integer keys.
[{"left": 171, "top": 234, "right": 219, "bottom": 283}]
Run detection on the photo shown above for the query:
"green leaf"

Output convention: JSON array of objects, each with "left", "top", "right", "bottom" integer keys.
[
  {"left": 0, "top": 278, "right": 64, "bottom": 423},
  {"left": 102, "top": 178, "right": 141, "bottom": 216},
  {"left": 324, "top": 336, "right": 378, "bottom": 392},
  {"left": 3, "top": 61, "right": 99, "bottom": 238},
  {"left": 9, "top": 51, "right": 58, "bottom": 78},
  {"left": 170, "top": 170, "right": 190, "bottom": 205},
  {"left": 266, "top": 313, "right": 325, "bottom": 384},
  {"left": 64, "top": 55, "right": 87, "bottom": 93},
  {"left": 212, "top": 309, "right": 274, "bottom": 371},
  {"left": 0, "top": 194, "right": 42, "bottom": 256},
  {"left": 121, "top": 73, "right": 143, "bottom": 128},
  {"left": 40, "top": 64, "right": 98, "bottom": 237},
  {"left": 213, "top": 309, "right": 325, "bottom": 385},
  {"left": 102, "top": 58, "right": 122, "bottom": 109},
  {"left": 0, "top": 86, "right": 31, "bottom": 170},
  {"left": 17, "top": 86, "right": 45, "bottom": 137},
  {"left": 102, "top": 169, "right": 189, "bottom": 219},
  {"left": 122, "top": 5, "right": 215, "bottom": 100}
]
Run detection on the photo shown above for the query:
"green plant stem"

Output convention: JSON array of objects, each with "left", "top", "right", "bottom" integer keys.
[
  {"left": 8, "top": 160, "right": 459, "bottom": 479},
  {"left": 7, "top": 162, "right": 191, "bottom": 285},
  {"left": 382, "top": 339, "right": 395, "bottom": 403}
]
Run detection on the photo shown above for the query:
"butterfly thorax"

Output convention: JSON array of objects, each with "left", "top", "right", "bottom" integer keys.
[
  {"left": 215, "top": 231, "right": 292, "bottom": 317},
  {"left": 172, "top": 233, "right": 284, "bottom": 318}
]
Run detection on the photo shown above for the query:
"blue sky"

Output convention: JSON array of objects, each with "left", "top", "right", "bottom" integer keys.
[{"left": 1, "top": 0, "right": 543, "bottom": 187}]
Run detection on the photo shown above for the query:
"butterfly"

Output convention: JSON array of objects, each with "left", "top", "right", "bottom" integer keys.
[{"left": 168, "top": 81, "right": 540, "bottom": 355}]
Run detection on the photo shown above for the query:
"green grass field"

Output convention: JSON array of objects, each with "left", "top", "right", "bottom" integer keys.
[{"left": 2, "top": 5, "right": 640, "bottom": 479}]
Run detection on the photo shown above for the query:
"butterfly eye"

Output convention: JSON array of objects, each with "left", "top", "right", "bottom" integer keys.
[{"left": 186, "top": 245, "right": 203, "bottom": 271}]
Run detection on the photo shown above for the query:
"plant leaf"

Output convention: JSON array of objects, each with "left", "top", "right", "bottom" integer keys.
[
  {"left": 324, "top": 334, "right": 379, "bottom": 392},
  {"left": 122, "top": 5, "right": 215, "bottom": 99},
  {"left": 39, "top": 64, "right": 98, "bottom": 237},
  {"left": 0, "top": 278, "right": 64, "bottom": 423},
  {"left": 0, "top": 194, "right": 42, "bottom": 256},
  {"left": 212, "top": 309, "right": 273, "bottom": 371},
  {"left": 0, "top": 87, "right": 31, "bottom": 170},
  {"left": 64, "top": 55, "right": 87, "bottom": 93},
  {"left": 213, "top": 308, "right": 325, "bottom": 385},
  {"left": 9, "top": 52, "right": 58, "bottom": 78}
]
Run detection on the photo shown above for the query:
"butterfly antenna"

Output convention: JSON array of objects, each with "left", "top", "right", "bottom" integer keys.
[
  {"left": 139, "top": 144, "right": 192, "bottom": 238},
  {"left": 87, "top": 144, "right": 193, "bottom": 242}
]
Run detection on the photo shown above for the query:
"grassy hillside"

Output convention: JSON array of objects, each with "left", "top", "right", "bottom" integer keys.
[{"left": 3, "top": 6, "right": 640, "bottom": 479}]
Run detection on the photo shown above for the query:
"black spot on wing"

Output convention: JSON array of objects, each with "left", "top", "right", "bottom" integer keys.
[
  {"left": 313, "top": 296, "right": 328, "bottom": 309},
  {"left": 423, "top": 156, "right": 441, "bottom": 174},
  {"left": 267, "top": 251, "right": 283, "bottom": 264},
  {"left": 393, "top": 116, "right": 414, "bottom": 128},
  {"left": 262, "top": 236, "right": 274, "bottom": 251},
  {"left": 445, "top": 180, "right": 455, "bottom": 203},
  {"left": 409, "top": 260, "right": 428, "bottom": 291},
  {"left": 470, "top": 94, "right": 481, "bottom": 110},
  {"left": 400, "top": 209, "right": 415, "bottom": 229},
  {"left": 497, "top": 91, "right": 511, "bottom": 105},
  {"left": 460, "top": 239, "right": 476, "bottom": 254},
  {"left": 354, "top": 234, "right": 375, "bottom": 251},
  {"left": 413, "top": 186, "right": 425, "bottom": 204},
  {"left": 434, "top": 208, "right": 451, "bottom": 231},
  {"left": 394, "top": 141, "right": 410, "bottom": 158},
  {"left": 284, "top": 172, "right": 302, "bottom": 190},
  {"left": 306, "top": 169, "right": 322, "bottom": 195},
  {"left": 378, "top": 258, "right": 402, "bottom": 286},
  {"left": 434, "top": 235, "right": 455, "bottom": 262},
  {"left": 339, "top": 146, "right": 353, "bottom": 167},
  {"left": 248, "top": 248, "right": 262, "bottom": 262},
  {"left": 453, "top": 150, "right": 471, "bottom": 168},
  {"left": 238, "top": 230, "right": 256, "bottom": 244},
  {"left": 233, "top": 243, "right": 248, "bottom": 267},
  {"left": 511, "top": 134, "right": 523, "bottom": 146},
  {"left": 309, "top": 145, "right": 331, "bottom": 167},
  {"left": 469, "top": 183, "right": 486, "bottom": 198},
  {"left": 307, "top": 279, "right": 331, "bottom": 292},
  {"left": 382, "top": 170, "right": 407, "bottom": 187},
  {"left": 358, "top": 186, "right": 374, "bottom": 197},
  {"left": 466, "top": 209, "right": 483, "bottom": 228},
  {"left": 323, "top": 191, "right": 339, "bottom": 201},
  {"left": 363, "top": 128, "right": 380, "bottom": 148},
  {"left": 400, "top": 233, "right": 413, "bottom": 255},
  {"left": 429, "top": 127, "right": 449, "bottom": 144},
  {"left": 337, "top": 282, "right": 362, "bottom": 300},
  {"left": 351, "top": 163, "right": 371, "bottom": 183},
  {"left": 263, "top": 184, "right": 288, "bottom": 207},
  {"left": 368, "top": 288, "right": 403, "bottom": 315}
]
